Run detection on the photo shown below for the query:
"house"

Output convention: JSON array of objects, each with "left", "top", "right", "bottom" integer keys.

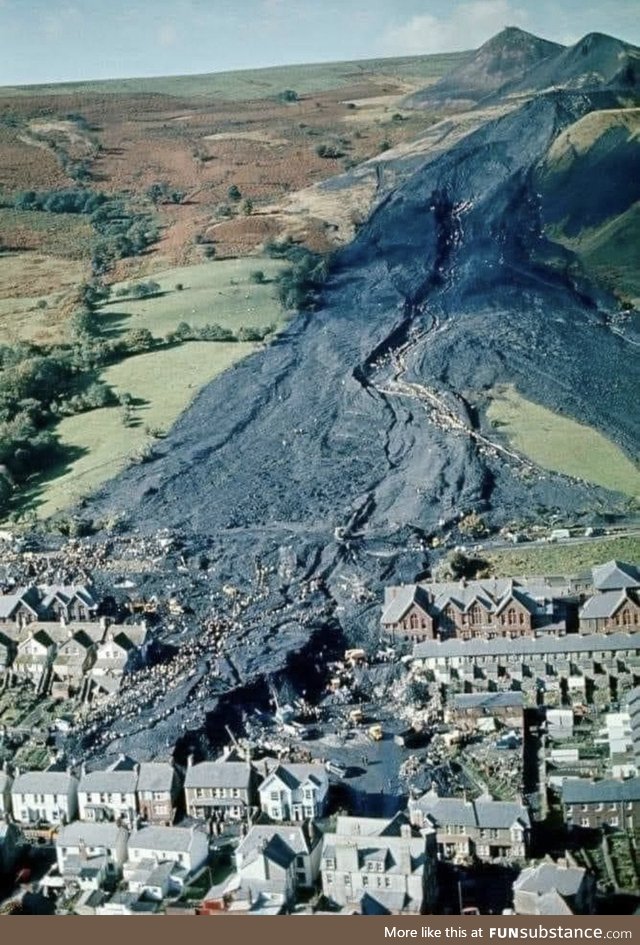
[
  {"left": 513, "top": 857, "right": 596, "bottom": 915},
  {"left": 320, "top": 815, "right": 438, "bottom": 915},
  {"left": 137, "top": 762, "right": 181, "bottom": 825},
  {"left": 445, "top": 692, "right": 525, "bottom": 733},
  {"left": 96, "top": 890, "right": 160, "bottom": 915},
  {"left": 184, "top": 756, "right": 257, "bottom": 822},
  {"left": 381, "top": 586, "right": 435, "bottom": 641},
  {"left": 579, "top": 590, "right": 640, "bottom": 635},
  {"left": 126, "top": 825, "right": 209, "bottom": 879},
  {"left": 78, "top": 756, "right": 139, "bottom": 828},
  {"left": 56, "top": 821, "right": 128, "bottom": 890},
  {"left": 0, "top": 586, "right": 41, "bottom": 626},
  {"left": 382, "top": 575, "right": 574, "bottom": 643},
  {"left": 14, "top": 629, "right": 57, "bottom": 686},
  {"left": 0, "top": 768, "right": 12, "bottom": 817},
  {"left": 408, "top": 788, "right": 530, "bottom": 862},
  {"left": 412, "top": 633, "right": 640, "bottom": 686},
  {"left": 89, "top": 625, "right": 147, "bottom": 698},
  {"left": 591, "top": 561, "right": 640, "bottom": 593},
  {"left": 202, "top": 822, "right": 321, "bottom": 914},
  {"left": 51, "top": 630, "right": 97, "bottom": 696},
  {"left": 11, "top": 768, "right": 79, "bottom": 826},
  {"left": 258, "top": 762, "right": 329, "bottom": 822},
  {"left": 237, "top": 822, "right": 322, "bottom": 889},
  {"left": 562, "top": 777, "right": 640, "bottom": 831},
  {"left": 40, "top": 585, "right": 99, "bottom": 623},
  {"left": 0, "top": 822, "right": 21, "bottom": 878}
]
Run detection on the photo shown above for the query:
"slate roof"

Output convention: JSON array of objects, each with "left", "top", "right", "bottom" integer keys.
[
  {"left": 185, "top": 760, "right": 251, "bottom": 790},
  {"left": 592, "top": 561, "right": 640, "bottom": 592},
  {"left": 57, "top": 821, "right": 125, "bottom": 848},
  {"left": 80, "top": 768, "right": 138, "bottom": 794},
  {"left": 238, "top": 824, "right": 318, "bottom": 862},
  {"left": 580, "top": 590, "right": 638, "bottom": 620},
  {"left": 137, "top": 763, "right": 175, "bottom": 793},
  {"left": 381, "top": 585, "right": 432, "bottom": 625},
  {"left": 413, "top": 632, "right": 640, "bottom": 660},
  {"left": 129, "top": 826, "right": 205, "bottom": 853},
  {"left": 410, "top": 790, "right": 530, "bottom": 830},
  {"left": 514, "top": 862, "right": 585, "bottom": 897},
  {"left": 452, "top": 692, "right": 524, "bottom": 711},
  {"left": 41, "top": 584, "right": 98, "bottom": 609},
  {"left": 0, "top": 587, "right": 40, "bottom": 619},
  {"left": 260, "top": 763, "right": 327, "bottom": 792},
  {"left": 12, "top": 770, "right": 77, "bottom": 794},
  {"left": 562, "top": 777, "right": 640, "bottom": 804}
]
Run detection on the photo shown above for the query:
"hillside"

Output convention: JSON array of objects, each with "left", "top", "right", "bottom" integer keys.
[
  {"left": 538, "top": 107, "right": 640, "bottom": 300},
  {"left": 1, "top": 33, "right": 640, "bottom": 760},
  {"left": 404, "top": 27, "right": 563, "bottom": 109},
  {"left": 488, "top": 31, "right": 640, "bottom": 101}
]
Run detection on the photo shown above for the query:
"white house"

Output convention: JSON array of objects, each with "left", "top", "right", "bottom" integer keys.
[
  {"left": 56, "top": 821, "right": 129, "bottom": 890},
  {"left": 258, "top": 763, "right": 329, "bottom": 822},
  {"left": 78, "top": 757, "right": 139, "bottom": 828},
  {"left": 321, "top": 815, "right": 438, "bottom": 915},
  {"left": 14, "top": 630, "right": 56, "bottom": 685},
  {"left": 11, "top": 769, "right": 79, "bottom": 826},
  {"left": 236, "top": 823, "right": 322, "bottom": 891},
  {"left": 126, "top": 825, "right": 209, "bottom": 878},
  {"left": 89, "top": 626, "right": 146, "bottom": 699}
]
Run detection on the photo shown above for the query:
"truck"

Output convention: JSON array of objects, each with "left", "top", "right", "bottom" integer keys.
[{"left": 368, "top": 724, "right": 383, "bottom": 741}]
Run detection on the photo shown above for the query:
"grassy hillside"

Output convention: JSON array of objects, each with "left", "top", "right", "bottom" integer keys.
[
  {"left": 19, "top": 340, "right": 265, "bottom": 519},
  {"left": 100, "top": 258, "right": 287, "bottom": 339},
  {"left": 484, "top": 534, "right": 640, "bottom": 577},
  {"left": 487, "top": 385, "right": 640, "bottom": 498},
  {"left": 0, "top": 52, "right": 470, "bottom": 101}
]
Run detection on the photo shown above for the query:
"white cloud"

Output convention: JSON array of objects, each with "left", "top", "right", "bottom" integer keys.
[{"left": 379, "top": 0, "right": 531, "bottom": 56}]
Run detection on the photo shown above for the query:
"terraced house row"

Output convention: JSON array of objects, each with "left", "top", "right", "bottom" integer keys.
[
  {"left": 381, "top": 560, "right": 640, "bottom": 643},
  {"left": 0, "top": 584, "right": 148, "bottom": 699}
]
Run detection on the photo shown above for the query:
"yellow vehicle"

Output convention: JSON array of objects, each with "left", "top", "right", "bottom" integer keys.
[{"left": 368, "top": 724, "right": 383, "bottom": 741}]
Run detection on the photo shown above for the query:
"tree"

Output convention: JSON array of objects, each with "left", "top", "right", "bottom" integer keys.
[
  {"left": 227, "top": 184, "right": 242, "bottom": 202},
  {"left": 124, "top": 328, "right": 155, "bottom": 352},
  {"left": 240, "top": 198, "right": 253, "bottom": 215},
  {"left": 249, "top": 270, "right": 266, "bottom": 284}
]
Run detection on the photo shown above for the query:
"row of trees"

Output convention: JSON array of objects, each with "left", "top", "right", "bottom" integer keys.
[{"left": 6, "top": 186, "right": 160, "bottom": 276}]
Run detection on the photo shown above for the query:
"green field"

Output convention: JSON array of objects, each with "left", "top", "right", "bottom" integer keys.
[
  {"left": 487, "top": 385, "right": 640, "bottom": 498},
  {"left": 485, "top": 534, "right": 640, "bottom": 577},
  {"left": 0, "top": 52, "right": 470, "bottom": 101},
  {"left": 101, "top": 257, "right": 287, "bottom": 339},
  {"left": 21, "top": 341, "right": 261, "bottom": 518}
]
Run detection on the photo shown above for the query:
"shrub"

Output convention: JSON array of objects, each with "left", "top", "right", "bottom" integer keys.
[
  {"left": 249, "top": 270, "right": 266, "bottom": 284},
  {"left": 315, "top": 143, "right": 344, "bottom": 159},
  {"left": 227, "top": 184, "right": 242, "bottom": 202}
]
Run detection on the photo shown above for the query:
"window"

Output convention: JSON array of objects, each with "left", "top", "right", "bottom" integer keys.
[
  {"left": 270, "top": 791, "right": 279, "bottom": 801},
  {"left": 362, "top": 875, "right": 369, "bottom": 887},
  {"left": 610, "top": 816, "right": 619, "bottom": 827},
  {"left": 581, "top": 818, "right": 590, "bottom": 827}
]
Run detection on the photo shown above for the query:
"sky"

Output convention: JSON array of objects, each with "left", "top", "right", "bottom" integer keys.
[{"left": 0, "top": 0, "right": 638, "bottom": 87}]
